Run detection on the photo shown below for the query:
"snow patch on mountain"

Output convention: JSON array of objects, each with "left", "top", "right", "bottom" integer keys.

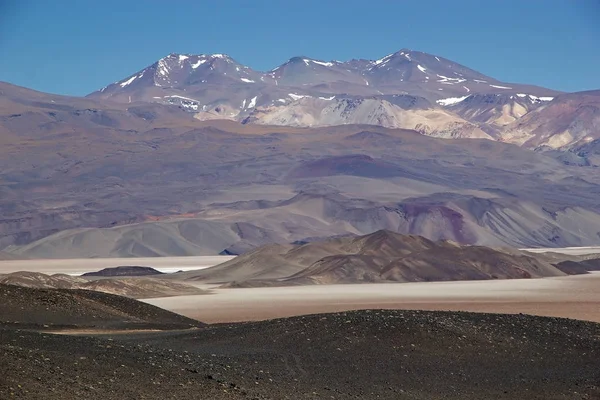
[
  {"left": 289, "top": 93, "right": 307, "bottom": 100},
  {"left": 157, "top": 59, "right": 170, "bottom": 76},
  {"left": 240, "top": 78, "right": 255, "bottom": 83},
  {"left": 516, "top": 93, "right": 554, "bottom": 102},
  {"left": 490, "top": 84, "right": 512, "bottom": 89},
  {"left": 303, "top": 59, "right": 334, "bottom": 67},
  {"left": 437, "top": 75, "right": 466, "bottom": 84},
  {"left": 165, "top": 95, "right": 198, "bottom": 102},
  {"left": 372, "top": 53, "right": 394, "bottom": 67},
  {"left": 191, "top": 59, "right": 207, "bottom": 69},
  {"left": 436, "top": 96, "right": 469, "bottom": 106},
  {"left": 119, "top": 73, "right": 142, "bottom": 87},
  {"left": 417, "top": 65, "right": 427, "bottom": 73},
  {"left": 248, "top": 96, "right": 257, "bottom": 108}
]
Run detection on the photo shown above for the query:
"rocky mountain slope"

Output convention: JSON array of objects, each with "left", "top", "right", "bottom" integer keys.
[
  {"left": 501, "top": 90, "right": 600, "bottom": 149},
  {"left": 242, "top": 97, "right": 492, "bottom": 139},
  {"left": 443, "top": 93, "right": 554, "bottom": 129},
  {"left": 4, "top": 88, "right": 600, "bottom": 257}
]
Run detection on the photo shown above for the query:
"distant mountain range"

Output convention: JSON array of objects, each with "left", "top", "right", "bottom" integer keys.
[
  {"left": 1, "top": 48, "right": 600, "bottom": 256},
  {"left": 90, "top": 49, "right": 557, "bottom": 106}
]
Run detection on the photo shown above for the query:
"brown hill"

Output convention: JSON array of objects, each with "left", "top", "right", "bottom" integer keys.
[
  {"left": 286, "top": 245, "right": 559, "bottom": 285},
  {"left": 183, "top": 230, "right": 566, "bottom": 286},
  {"left": 0, "top": 271, "right": 205, "bottom": 298},
  {"left": 0, "top": 271, "right": 86, "bottom": 289},
  {"left": 0, "top": 284, "right": 202, "bottom": 330}
]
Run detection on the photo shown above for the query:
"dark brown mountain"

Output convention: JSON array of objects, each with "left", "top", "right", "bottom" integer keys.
[{"left": 181, "top": 230, "right": 565, "bottom": 286}]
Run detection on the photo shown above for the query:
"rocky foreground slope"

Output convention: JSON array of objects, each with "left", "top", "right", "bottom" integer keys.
[{"left": 1, "top": 303, "right": 599, "bottom": 399}]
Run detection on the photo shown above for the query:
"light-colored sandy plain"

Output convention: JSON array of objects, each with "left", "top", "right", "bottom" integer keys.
[
  {"left": 521, "top": 246, "right": 600, "bottom": 256},
  {"left": 144, "top": 273, "right": 600, "bottom": 324},
  {"left": 0, "top": 256, "right": 235, "bottom": 275}
]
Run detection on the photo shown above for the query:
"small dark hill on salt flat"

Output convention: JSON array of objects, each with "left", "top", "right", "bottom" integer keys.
[{"left": 82, "top": 266, "right": 164, "bottom": 277}]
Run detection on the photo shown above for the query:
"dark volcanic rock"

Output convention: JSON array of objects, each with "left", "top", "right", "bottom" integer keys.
[
  {"left": 82, "top": 266, "right": 165, "bottom": 277},
  {"left": 1, "top": 309, "right": 599, "bottom": 399},
  {"left": 554, "top": 258, "right": 600, "bottom": 274}
]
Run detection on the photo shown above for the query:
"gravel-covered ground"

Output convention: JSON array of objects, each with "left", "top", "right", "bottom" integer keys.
[{"left": 2, "top": 309, "right": 600, "bottom": 399}]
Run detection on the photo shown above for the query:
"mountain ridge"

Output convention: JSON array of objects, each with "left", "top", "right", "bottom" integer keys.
[
  {"left": 88, "top": 48, "right": 560, "bottom": 115},
  {"left": 177, "top": 229, "right": 571, "bottom": 286},
  {"left": 83, "top": 48, "right": 580, "bottom": 145}
]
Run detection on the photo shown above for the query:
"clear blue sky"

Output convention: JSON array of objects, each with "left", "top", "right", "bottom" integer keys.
[{"left": 1, "top": 0, "right": 599, "bottom": 96}]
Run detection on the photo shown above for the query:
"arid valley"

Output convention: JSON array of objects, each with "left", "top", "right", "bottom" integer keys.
[{"left": 2, "top": 248, "right": 600, "bottom": 325}]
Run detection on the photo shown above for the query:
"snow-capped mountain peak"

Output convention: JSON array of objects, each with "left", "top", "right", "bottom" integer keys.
[{"left": 90, "top": 48, "right": 560, "bottom": 122}]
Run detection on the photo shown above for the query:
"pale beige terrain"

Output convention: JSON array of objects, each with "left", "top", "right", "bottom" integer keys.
[
  {"left": 144, "top": 273, "right": 600, "bottom": 324},
  {"left": 521, "top": 246, "right": 600, "bottom": 256},
  {"left": 0, "top": 255, "right": 234, "bottom": 275}
]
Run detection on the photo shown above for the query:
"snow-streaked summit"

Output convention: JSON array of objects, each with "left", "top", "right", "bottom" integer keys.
[{"left": 89, "top": 48, "right": 560, "bottom": 127}]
